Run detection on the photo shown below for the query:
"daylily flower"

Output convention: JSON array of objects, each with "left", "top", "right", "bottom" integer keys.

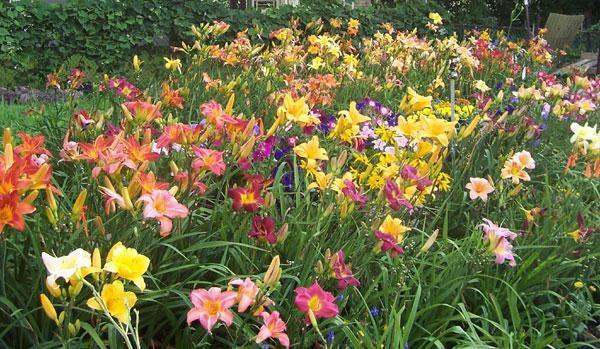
[
  {"left": 419, "top": 116, "right": 456, "bottom": 146},
  {"left": 341, "top": 180, "right": 367, "bottom": 207},
  {"left": 87, "top": 280, "right": 137, "bottom": 323},
  {"left": 277, "top": 94, "right": 317, "bottom": 127},
  {"left": 374, "top": 230, "right": 404, "bottom": 256},
  {"left": 399, "top": 87, "right": 432, "bottom": 115},
  {"left": 307, "top": 171, "right": 332, "bottom": 192},
  {"left": 481, "top": 219, "right": 517, "bottom": 267},
  {"left": 0, "top": 192, "right": 36, "bottom": 232},
  {"left": 122, "top": 101, "right": 162, "bottom": 125},
  {"left": 228, "top": 277, "right": 259, "bottom": 312},
  {"left": 294, "top": 282, "right": 339, "bottom": 323},
  {"left": 294, "top": 136, "right": 328, "bottom": 174},
  {"left": 228, "top": 187, "right": 263, "bottom": 212},
  {"left": 42, "top": 248, "right": 92, "bottom": 287},
  {"left": 383, "top": 179, "right": 413, "bottom": 210},
  {"left": 104, "top": 242, "right": 150, "bottom": 291},
  {"left": 248, "top": 216, "right": 277, "bottom": 244},
  {"left": 328, "top": 250, "right": 360, "bottom": 290},
  {"left": 138, "top": 190, "right": 189, "bottom": 236},
  {"left": 192, "top": 146, "right": 226, "bottom": 175},
  {"left": 512, "top": 150, "right": 535, "bottom": 170},
  {"left": 200, "top": 100, "right": 235, "bottom": 131},
  {"left": 501, "top": 159, "right": 530, "bottom": 184},
  {"left": 163, "top": 57, "right": 182, "bottom": 72},
  {"left": 187, "top": 287, "right": 237, "bottom": 333},
  {"left": 465, "top": 177, "right": 494, "bottom": 202},
  {"left": 256, "top": 311, "right": 290, "bottom": 348}
]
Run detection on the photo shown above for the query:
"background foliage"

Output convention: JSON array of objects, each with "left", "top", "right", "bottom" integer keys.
[{"left": 0, "top": 0, "right": 443, "bottom": 87}]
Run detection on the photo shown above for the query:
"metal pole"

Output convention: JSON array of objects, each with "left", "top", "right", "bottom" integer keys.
[{"left": 524, "top": 0, "right": 532, "bottom": 38}]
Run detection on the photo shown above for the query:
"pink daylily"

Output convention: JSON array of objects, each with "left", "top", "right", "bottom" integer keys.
[
  {"left": 137, "top": 190, "right": 189, "bottom": 236},
  {"left": 228, "top": 277, "right": 259, "bottom": 312},
  {"left": 191, "top": 146, "right": 226, "bottom": 175},
  {"left": 256, "top": 311, "right": 290, "bottom": 348},
  {"left": 481, "top": 219, "right": 518, "bottom": 267},
  {"left": 187, "top": 287, "right": 238, "bottom": 334},
  {"left": 294, "top": 282, "right": 339, "bottom": 323}
]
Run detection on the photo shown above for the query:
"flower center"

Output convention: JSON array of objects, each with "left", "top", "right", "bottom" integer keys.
[
  {"left": 204, "top": 300, "right": 222, "bottom": 316},
  {"left": 240, "top": 192, "right": 255, "bottom": 205},
  {"left": 0, "top": 205, "right": 14, "bottom": 223},
  {"left": 308, "top": 296, "right": 322, "bottom": 312},
  {"left": 154, "top": 198, "right": 167, "bottom": 214}
]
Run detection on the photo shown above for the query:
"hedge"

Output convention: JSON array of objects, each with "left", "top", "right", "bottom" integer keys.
[{"left": 0, "top": 0, "right": 445, "bottom": 87}]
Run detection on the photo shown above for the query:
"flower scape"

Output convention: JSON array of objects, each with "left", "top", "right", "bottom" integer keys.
[{"left": 1, "top": 16, "right": 599, "bottom": 348}]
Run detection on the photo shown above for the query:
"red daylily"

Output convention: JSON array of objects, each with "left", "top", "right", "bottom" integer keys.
[{"left": 228, "top": 187, "right": 263, "bottom": 212}]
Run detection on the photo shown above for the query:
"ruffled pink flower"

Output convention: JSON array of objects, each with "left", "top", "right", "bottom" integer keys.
[
  {"left": 341, "top": 180, "right": 367, "bottom": 207},
  {"left": 294, "top": 282, "right": 339, "bottom": 323},
  {"left": 191, "top": 146, "right": 226, "bottom": 175},
  {"left": 187, "top": 287, "right": 237, "bottom": 333},
  {"left": 328, "top": 250, "right": 360, "bottom": 290},
  {"left": 137, "top": 190, "right": 189, "bottom": 236},
  {"left": 493, "top": 237, "right": 517, "bottom": 267},
  {"left": 256, "top": 311, "right": 290, "bottom": 348},
  {"left": 481, "top": 219, "right": 518, "bottom": 267},
  {"left": 383, "top": 179, "right": 413, "bottom": 211},
  {"left": 228, "top": 277, "right": 259, "bottom": 313},
  {"left": 374, "top": 230, "right": 404, "bottom": 256}
]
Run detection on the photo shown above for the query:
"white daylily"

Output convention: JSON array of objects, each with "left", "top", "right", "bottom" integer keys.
[{"left": 42, "top": 249, "right": 91, "bottom": 286}]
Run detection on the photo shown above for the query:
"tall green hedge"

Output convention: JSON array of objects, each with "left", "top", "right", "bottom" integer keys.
[{"left": 0, "top": 0, "right": 443, "bottom": 87}]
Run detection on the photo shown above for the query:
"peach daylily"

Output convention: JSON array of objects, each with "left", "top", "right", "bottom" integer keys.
[
  {"left": 512, "top": 150, "right": 535, "bottom": 170},
  {"left": 228, "top": 277, "right": 259, "bottom": 312},
  {"left": 501, "top": 159, "right": 530, "bottom": 184},
  {"left": 137, "top": 190, "right": 189, "bottom": 236},
  {"left": 465, "top": 177, "right": 494, "bottom": 202}
]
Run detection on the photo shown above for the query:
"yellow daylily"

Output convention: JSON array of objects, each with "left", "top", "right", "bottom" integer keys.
[
  {"left": 277, "top": 94, "right": 317, "bottom": 127},
  {"left": 87, "top": 280, "right": 137, "bottom": 323},
  {"left": 163, "top": 57, "right": 182, "bottom": 73},
  {"left": 104, "top": 242, "right": 150, "bottom": 292},
  {"left": 399, "top": 87, "right": 432, "bottom": 115},
  {"left": 294, "top": 136, "right": 329, "bottom": 162},
  {"left": 307, "top": 171, "right": 333, "bottom": 192},
  {"left": 419, "top": 116, "right": 456, "bottom": 146},
  {"left": 338, "top": 101, "right": 370, "bottom": 125}
]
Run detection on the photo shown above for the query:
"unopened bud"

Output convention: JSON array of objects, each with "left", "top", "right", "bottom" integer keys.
[
  {"left": 40, "top": 294, "right": 58, "bottom": 324},
  {"left": 263, "top": 255, "right": 282, "bottom": 288}
]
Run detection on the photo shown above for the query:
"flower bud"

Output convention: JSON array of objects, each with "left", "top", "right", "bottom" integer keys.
[
  {"left": 46, "top": 188, "right": 58, "bottom": 212},
  {"left": 263, "top": 255, "right": 282, "bottom": 288},
  {"left": 45, "top": 207, "right": 57, "bottom": 225},
  {"left": 71, "top": 189, "right": 88, "bottom": 221},
  {"left": 68, "top": 323, "right": 78, "bottom": 336},
  {"left": 314, "top": 260, "right": 324, "bottom": 274},
  {"left": 277, "top": 223, "right": 288, "bottom": 243},
  {"left": 2, "top": 128, "right": 13, "bottom": 147},
  {"left": 40, "top": 294, "right": 58, "bottom": 324},
  {"left": 68, "top": 281, "right": 83, "bottom": 298},
  {"left": 263, "top": 192, "right": 274, "bottom": 209},
  {"left": 45, "top": 278, "right": 62, "bottom": 298},
  {"left": 94, "top": 216, "right": 105, "bottom": 236}
]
